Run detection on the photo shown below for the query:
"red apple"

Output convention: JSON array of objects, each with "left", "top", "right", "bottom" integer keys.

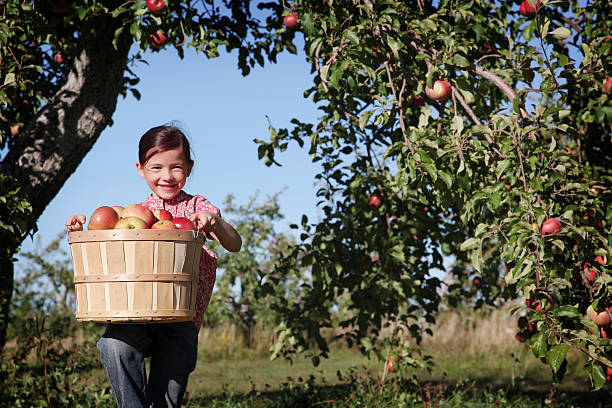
[
  {"left": 52, "top": 0, "right": 71, "bottom": 13},
  {"left": 111, "top": 206, "right": 124, "bottom": 218},
  {"left": 412, "top": 96, "right": 425, "bottom": 107},
  {"left": 385, "top": 358, "right": 396, "bottom": 373},
  {"left": 173, "top": 217, "right": 195, "bottom": 230},
  {"left": 149, "top": 30, "right": 169, "bottom": 48},
  {"left": 115, "top": 216, "right": 148, "bottom": 230},
  {"left": 473, "top": 276, "right": 483, "bottom": 286},
  {"left": 527, "top": 293, "right": 553, "bottom": 314},
  {"left": 519, "top": 0, "right": 539, "bottom": 18},
  {"left": 151, "top": 220, "right": 178, "bottom": 230},
  {"left": 368, "top": 193, "right": 381, "bottom": 207},
  {"left": 10, "top": 124, "right": 19, "bottom": 136},
  {"left": 88, "top": 206, "right": 120, "bottom": 230},
  {"left": 53, "top": 52, "right": 64, "bottom": 64},
  {"left": 515, "top": 332, "right": 528, "bottom": 343},
  {"left": 425, "top": 80, "right": 451, "bottom": 101},
  {"left": 283, "top": 13, "right": 298, "bottom": 28},
  {"left": 606, "top": 366, "right": 612, "bottom": 381},
  {"left": 518, "top": 316, "right": 529, "bottom": 329},
  {"left": 601, "top": 326, "right": 612, "bottom": 339},
  {"left": 595, "top": 255, "right": 607, "bottom": 265},
  {"left": 587, "top": 306, "right": 612, "bottom": 327},
  {"left": 583, "top": 264, "right": 598, "bottom": 284},
  {"left": 122, "top": 204, "right": 156, "bottom": 227},
  {"left": 153, "top": 209, "right": 173, "bottom": 221},
  {"left": 540, "top": 218, "right": 561, "bottom": 236},
  {"left": 146, "top": 0, "right": 165, "bottom": 13},
  {"left": 604, "top": 78, "right": 612, "bottom": 93}
]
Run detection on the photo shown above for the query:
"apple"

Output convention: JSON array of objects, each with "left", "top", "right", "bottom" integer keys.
[
  {"left": 527, "top": 293, "right": 553, "bottom": 314},
  {"left": 54, "top": 52, "right": 64, "bottom": 64},
  {"left": 606, "top": 365, "right": 612, "bottom": 381},
  {"left": 519, "top": 0, "right": 539, "bottom": 18},
  {"left": 146, "top": 0, "right": 165, "bottom": 13},
  {"left": 604, "top": 77, "right": 612, "bottom": 93},
  {"left": 368, "top": 193, "right": 381, "bottom": 207},
  {"left": 425, "top": 80, "right": 451, "bottom": 101},
  {"left": 115, "top": 216, "right": 148, "bottom": 230},
  {"left": 518, "top": 316, "right": 529, "bottom": 329},
  {"left": 412, "top": 96, "right": 425, "bottom": 107},
  {"left": 151, "top": 220, "right": 178, "bottom": 230},
  {"left": 473, "top": 276, "right": 482, "bottom": 286},
  {"left": 149, "top": 30, "right": 169, "bottom": 48},
  {"left": 515, "top": 332, "right": 528, "bottom": 343},
  {"left": 583, "top": 264, "right": 598, "bottom": 284},
  {"left": 10, "top": 124, "right": 20, "bottom": 136},
  {"left": 111, "top": 206, "right": 124, "bottom": 218},
  {"left": 385, "top": 358, "right": 396, "bottom": 373},
  {"left": 594, "top": 255, "right": 607, "bottom": 265},
  {"left": 122, "top": 204, "right": 156, "bottom": 227},
  {"left": 601, "top": 326, "right": 612, "bottom": 339},
  {"left": 153, "top": 208, "right": 173, "bottom": 221},
  {"left": 88, "top": 206, "right": 120, "bottom": 230},
  {"left": 540, "top": 218, "right": 561, "bottom": 236},
  {"left": 173, "top": 216, "right": 195, "bottom": 230},
  {"left": 283, "top": 13, "right": 298, "bottom": 28},
  {"left": 52, "top": 0, "right": 71, "bottom": 13},
  {"left": 587, "top": 306, "right": 612, "bottom": 327}
]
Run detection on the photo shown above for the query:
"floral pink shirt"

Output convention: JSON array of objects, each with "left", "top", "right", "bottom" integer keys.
[{"left": 142, "top": 190, "right": 219, "bottom": 329}]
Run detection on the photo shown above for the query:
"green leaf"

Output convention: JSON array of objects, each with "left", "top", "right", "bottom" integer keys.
[
  {"left": 3, "top": 73, "right": 15, "bottom": 86},
  {"left": 359, "top": 110, "right": 375, "bottom": 131},
  {"left": 591, "top": 364, "right": 606, "bottom": 390},
  {"left": 343, "top": 30, "right": 359, "bottom": 45},
  {"left": 553, "top": 305, "right": 580, "bottom": 318},
  {"left": 460, "top": 237, "right": 480, "bottom": 251},
  {"left": 549, "top": 27, "right": 571, "bottom": 41},
  {"left": 530, "top": 331, "right": 547, "bottom": 358},
  {"left": 302, "top": 13, "right": 315, "bottom": 37},
  {"left": 452, "top": 54, "right": 470, "bottom": 67},
  {"left": 546, "top": 344, "right": 568, "bottom": 373}
]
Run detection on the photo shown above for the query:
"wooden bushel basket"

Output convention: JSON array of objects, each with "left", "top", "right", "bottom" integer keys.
[{"left": 68, "top": 229, "right": 205, "bottom": 323}]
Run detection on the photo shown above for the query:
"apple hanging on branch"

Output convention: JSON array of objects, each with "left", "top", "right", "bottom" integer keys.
[
  {"left": 425, "top": 80, "right": 451, "bottom": 101},
  {"left": 283, "top": 13, "right": 298, "bottom": 28},
  {"left": 146, "top": 0, "right": 166, "bottom": 13},
  {"left": 519, "top": 0, "right": 540, "bottom": 18},
  {"left": 368, "top": 193, "right": 382, "bottom": 207},
  {"left": 540, "top": 218, "right": 561, "bottom": 236},
  {"left": 149, "top": 30, "right": 169, "bottom": 48}
]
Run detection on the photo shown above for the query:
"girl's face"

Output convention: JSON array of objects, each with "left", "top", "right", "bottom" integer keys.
[{"left": 136, "top": 147, "right": 193, "bottom": 200}]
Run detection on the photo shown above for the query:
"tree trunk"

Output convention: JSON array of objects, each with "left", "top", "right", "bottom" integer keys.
[{"left": 0, "top": 14, "right": 133, "bottom": 352}]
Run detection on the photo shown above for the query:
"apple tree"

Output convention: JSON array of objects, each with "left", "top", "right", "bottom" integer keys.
[
  {"left": 256, "top": 0, "right": 612, "bottom": 387},
  {"left": 0, "top": 0, "right": 301, "bottom": 351}
]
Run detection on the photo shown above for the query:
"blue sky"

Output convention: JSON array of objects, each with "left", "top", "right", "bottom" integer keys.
[{"left": 16, "top": 38, "right": 323, "bottom": 260}]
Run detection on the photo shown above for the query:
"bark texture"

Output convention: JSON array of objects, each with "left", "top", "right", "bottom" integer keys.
[{"left": 0, "top": 13, "right": 133, "bottom": 351}]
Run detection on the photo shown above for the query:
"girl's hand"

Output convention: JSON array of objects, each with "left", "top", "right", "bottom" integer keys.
[
  {"left": 189, "top": 211, "right": 242, "bottom": 252},
  {"left": 189, "top": 211, "right": 219, "bottom": 234},
  {"left": 66, "top": 214, "right": 86, "bottom": 232}
]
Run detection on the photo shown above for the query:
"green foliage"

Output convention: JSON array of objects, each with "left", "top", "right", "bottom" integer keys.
[
  {"left": 254, "top": 0, "right": 612, "bottom": 388},
  {"left": 2, "top": 233, "right": 111, "bottom": 407},
  {"left": 211, "top": 192, "right": 302, "bottom": 346}
]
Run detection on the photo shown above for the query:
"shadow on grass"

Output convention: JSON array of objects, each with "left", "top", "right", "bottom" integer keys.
[{"left": 184, "top": 377, "right": 612, "bottom": 408}]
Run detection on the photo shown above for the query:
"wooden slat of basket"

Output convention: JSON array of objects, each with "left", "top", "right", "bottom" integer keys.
[
  {"left": 85, "top": 242, "right": 106, "bottom": 313},
  {"left": 106, "top": 241, "right": 127, "bottom": 312},
  {"left": 73, "top": 274, "right": 193, "bottom": 283},
  {"left": 157, "top": 241, "right": 175, "bottom": 311},
  {"left": 134, "top": 241, "right": 153, "bottom": 310}
]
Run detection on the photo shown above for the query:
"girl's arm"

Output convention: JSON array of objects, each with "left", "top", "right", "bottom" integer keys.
[{"left": 190, "top": 211, "right": 242, "bottom": 252}]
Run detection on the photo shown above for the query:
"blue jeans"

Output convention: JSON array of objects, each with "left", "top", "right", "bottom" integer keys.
[{"left": 97, "top": 322, "right": 199, "bottom": 408}]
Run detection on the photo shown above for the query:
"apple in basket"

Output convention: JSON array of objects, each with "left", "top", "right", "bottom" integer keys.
[
  {"left": 111, "top": 206, "right": 124, "bottom": 218},
  {"left": 153, "top": 209, "right": 173, "bottom": 221},
  {"left": 173, "top": 217, "right": 195, "bottom": 230},
  {"left": 115, "top": 216, "right": 148, "bottom": 229},
  {"left": 88, "top": 206, "right": 120, "bottom": 230},
  {"left": 122, "top": 204, "right": 156, "bottom": 227},
  {"left": 151, "top": 220, "right": 178, "bottom": 229}
]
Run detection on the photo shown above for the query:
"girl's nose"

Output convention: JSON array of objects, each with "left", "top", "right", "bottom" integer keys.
[{"left": 161, "top": 169, "right": 174, "bottom": 180}]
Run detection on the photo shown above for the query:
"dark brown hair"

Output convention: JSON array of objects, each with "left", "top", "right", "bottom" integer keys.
[{"left": 138, "top": 125, "right": 193, "bottom": 165}]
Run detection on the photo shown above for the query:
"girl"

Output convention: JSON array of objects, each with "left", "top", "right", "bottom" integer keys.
[{"left": 65, "top": 125, "right": 241, "bottom": 408}]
